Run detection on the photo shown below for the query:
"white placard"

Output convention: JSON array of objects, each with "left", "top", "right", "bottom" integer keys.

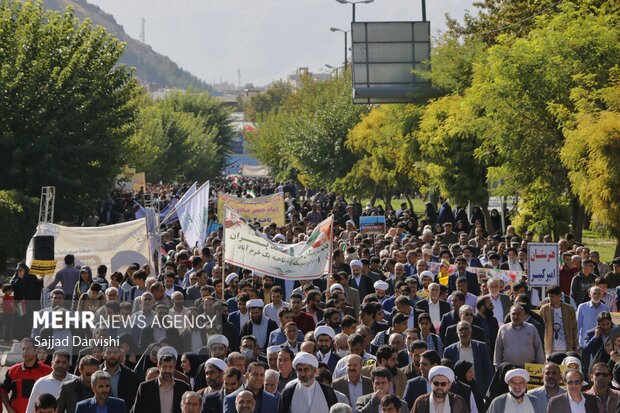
[{"left": 527, "top": 243, "right": 559, "bottom": 287}]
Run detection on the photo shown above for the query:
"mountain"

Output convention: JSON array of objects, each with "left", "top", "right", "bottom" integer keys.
[{"left": 42, "top": 0, "right": 211, "bottom": 91}]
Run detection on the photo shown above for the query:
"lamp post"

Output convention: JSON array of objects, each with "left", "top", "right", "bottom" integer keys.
[
  {"left": 335, "top": 0, "right": 374, "bottom": 23},
  {"left": 330, "top": 27, "right": 350, "bottom": 69}
]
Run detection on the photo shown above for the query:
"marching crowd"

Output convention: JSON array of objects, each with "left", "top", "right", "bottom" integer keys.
[{"left": 2, "top": 186, "right": 620, "bottom": 413}]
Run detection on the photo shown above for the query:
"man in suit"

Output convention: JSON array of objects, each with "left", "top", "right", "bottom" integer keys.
[
  {"left": 411, "top": 366, "right": 468, "bottom": 413},
  {"left": 449, "top": 257, "right": 481, "bottom": 296},
  {"left": 57, "top": 356, "right": 99, "bottom": 413},
  {"left": 76, "top": 371, "right": 126, "bottom": 413},
  {"left": 277, "top": 352, "right": 338, "bottom": 413},
  {"left": 314, "top": 326, "right": 341, "bottom": 373},
  {"left": 472, "top": 296, "right": 500, "bottom": 358},
  {"left": 361, "top": 345, "right": 408, "bottom": 398},
  {"left": 547, "top": 369, "right": 600, "bottom": 412},
  {"left": 224, "top": 362, "right": 277, "bottom": 413},
  {"left": 528, "top": 362, "right": 565, "bottom": 413},
  {"left": 443, "top": 321, "right": 493, "bottom": 392},
  {"left": 438, "top": 292, "right": 464, "bottom": 340},
  {"left": 486, "top": 277, "right": 512, "bottom": 326},
  {"left": 100, "top": 346, "right": 138, "bottom": 413},
  {"left": 201, "top": 367, "right": 242, "bottom": 413},
  {"left": 332, "top": 355, "right": 372, "bottom": 406},
  {"left": 443, "top": 305, "right": 485, "bottom": 347},
  {"left": 415, "top": 283, "right": 451, "bottom": 332},
  {"left": 356, "top": 367, "right": 408, "bottom": 413},
  {"left": 401, "top": 340, "right": 427, "bottom": 380},
  {"left": 487, "top": 368, "right": 537, "bottom": 413},
  {"left": 227, "top": 294, "right": 250, "bottom": 334},
  {"left": 131, "top": 348, "right": 191, "bottom": 413},
  {"left": 349, "top": 260, "right": 374, "bottom": 301},
  {"left": 240, "top": 299, "right": 278, "bottom": 351}
]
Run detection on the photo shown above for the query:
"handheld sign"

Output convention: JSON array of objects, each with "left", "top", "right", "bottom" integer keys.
[
  {"left": 359, "top": 216, "right": 386, "bottom": 235},
  {"left": 527, "top": 243, "right": 559, "bottom": 287}
]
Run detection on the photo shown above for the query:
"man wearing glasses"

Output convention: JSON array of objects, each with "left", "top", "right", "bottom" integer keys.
[
  {"left": 547, "top": 369, "right": 600, "bottom": 412},
  {"left": 410, "top": 366, "right": 467, "bottom": 413},
  {"left": 585, "top": 363, "right": 618, "bottom": 413}
]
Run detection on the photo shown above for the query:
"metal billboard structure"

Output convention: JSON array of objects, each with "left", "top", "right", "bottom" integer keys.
[{"left": 351, "top": 21, "right": 436, "bottom": 104}]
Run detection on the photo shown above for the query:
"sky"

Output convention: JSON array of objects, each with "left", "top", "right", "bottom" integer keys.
[{"left": 88, "top": 0, "right": 477, "bottom": 87}]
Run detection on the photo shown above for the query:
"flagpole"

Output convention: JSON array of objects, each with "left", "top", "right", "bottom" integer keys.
[
  {"left": 326, "top": 214, "right": 335, "bottom": 300},
  {"left": 160, "top": 181, "right": 206, "bottom": 224}
]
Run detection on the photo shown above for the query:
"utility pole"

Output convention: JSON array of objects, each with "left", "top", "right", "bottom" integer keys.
[{"left": 140, "top": 17, "right": 146, "bottom": 43}]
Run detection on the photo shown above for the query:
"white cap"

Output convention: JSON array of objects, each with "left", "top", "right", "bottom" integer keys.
[
  {"left": 346, "top": 220, "right": 356, "bottom": 228},
  {"left": 225, "top": 273, "right": 238, "bottom": 286},
  {"left": 313, "top": 326, "right": 335, "bottom": 340},
  {"left": 505, "top": 368, "right": 530, "bottom": 384},
  {"left": 374, "top": 280, "right": 389, "bottom": 290},
  {"left": 205, "top": 357, "right": 228, "bottom": 372},
  {"left": 330, "top": 283, "right": 344, "bottom": 294},
  {"left": 267, "top": 346, "right": 281, "bottom": 354},
  {"left": 207, "top": 334, "right": 230, "bottom": 348},
  {"left": 420, "top": 270, "right": 434, "bottom": 279},
  {"left": 273, "top": 234, "right": 286, "bottom": 242},
  {"left": 561, "top": 356, "right": 582, "bottom": 370},
  {"left": 247, "top": 299, "right": 265, "bottom": 308},
  {"left": 157, "top": 346, "right": 178, "bottom": 360},
  {"left": 292, "top": 351, "right": 319, "bottom": 368},
  {"left": 428, "top": 366, "right": 455, "bottom": 383},
  {"left": 350, "top": 260, "right": 363, "bottom": 268}
]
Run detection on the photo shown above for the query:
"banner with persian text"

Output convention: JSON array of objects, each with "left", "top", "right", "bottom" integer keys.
[
  {"left": 217, "top": 193, "right": 285, "bottom": 227},
  {"left": 223, "top": 207, "right": 332, "bottom": 279}
]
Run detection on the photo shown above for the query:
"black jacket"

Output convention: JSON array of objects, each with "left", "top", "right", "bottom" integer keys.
[
  {"left": 131, "top": 378, "right": 191, "bottom": 413},
  {"left": 100, "top": 363, "right": 138, "bottom": 413},
  {"left": 277, "top": 381, "right": 338, "bottom": 413}
]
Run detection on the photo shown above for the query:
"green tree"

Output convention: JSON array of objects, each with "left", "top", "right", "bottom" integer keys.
[
  {"left": 335, "top": 104, "right": 426, "bottom": 208},
  {"left": 0, "top": 0, "right": 141, "bottom": 219},
  {"left": 465, "top": 6, "right": 620, "bottom": 239},
  {"left": 0, "top": 190, "right": 38, "bottom": 270},
  {"left": 416, "top": 94, "right": 497, "bottom": 231},
  {"left": 128, "top": 102, "right": 220, "bottom": 183},
  {"left": 247, "top": 72, "right": 368, "bottom": 188},
  {"left": 244, "top": 80, "right": 293, "bottom": 122},
  {"left": 561, "top": 68, "right": 620, "bottom": 256}
]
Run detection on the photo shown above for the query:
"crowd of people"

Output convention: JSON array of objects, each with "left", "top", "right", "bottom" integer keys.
[{"left": 2, "top": 183, "right": 620, "bottom": 413}]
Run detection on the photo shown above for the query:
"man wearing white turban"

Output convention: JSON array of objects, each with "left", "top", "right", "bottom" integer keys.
[
  {"left": 486, "top": 368, "right": 536, "bottom": 413},
  {"left": 411, "top": 366, "right": 468, "bottom": 413},
  {"left": 277, "top": 352, "right": 338, "bottom": 413},
  {"left": 348, "top": 259, "right": 374, "bottom": 301}
]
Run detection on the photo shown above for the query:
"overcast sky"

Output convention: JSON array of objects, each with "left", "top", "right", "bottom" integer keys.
[{"left": 89, "top": 0, "right": 476, "bottom": 86}]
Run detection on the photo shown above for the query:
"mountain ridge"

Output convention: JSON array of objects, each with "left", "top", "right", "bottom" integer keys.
[{"left": 42, "top": 0, "right": 211, "bottom": 91}]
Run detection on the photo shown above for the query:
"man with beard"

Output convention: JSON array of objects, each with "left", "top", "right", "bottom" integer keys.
[
  {"left": 75, "top": 371, "right": 126, "bottom": 413},
  {"left": 349, "top": 260, "right": 374, "bottom": 301},
  {"left": 223, "top": 362, "right": 277, "bottom": 413},
  {"left": 361, "top": 345, "right": 407, "bottom": 397},
  {"left": 411, "top": 366, "right": 468, "bottom": 413},
  {"left": 241, "top": 300, "right": 278, "bottom": 351},
  {"left": 277, "top": 352, "right": 338, "bottom": 413},
  {"left": 494, "top": 305, "right": 545, "bottom": 366},
  {"left": 314, "top": 326, "right": 341, "bottom": 373},
  {"left": 486, "top": 369, "right": 536, "bottom": 413},
  {"left": 201, "top": 367, "right": 242, "bottom": 413},
  {"left": 472, "top": 296, "right": 499, "bottom": 358},
  {"left": 585, "top": 362, "right": 620, "bottom": 413},
  {"left": 131, "top": 349, "right": 191, "bottom": 413},
  {"left": 200, "top": 358, "right": 227, "bottom": 394},
  {"left": 356, "top": 368, "right": 409, "bottom": 413},
  {"left": 528, "top": 362, "right": 565, "bottom": 413},
  {"left": 57, "top": 355, "right": 98, "bottom": 413},
  {"left": 100, "top": 346, "right": 137, "bottom": 413}
]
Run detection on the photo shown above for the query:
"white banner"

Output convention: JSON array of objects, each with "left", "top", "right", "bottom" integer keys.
[
  {"left": 26, "top": 219, "right": 150, "bottom": 273},
  {"left": 224, "top": 207, "right": 333, "bottom": 279},
  {"left": 180, "top": 181, "right": 210, "bottom": 248},
  {"left": 527, "top": 243, "right": 559, "bottom": 287}
]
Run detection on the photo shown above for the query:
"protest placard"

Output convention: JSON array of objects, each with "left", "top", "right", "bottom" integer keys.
[
  {"left": 359, "top": 216, "right": 386, "bottom": 234},
  {"left": 217, "top": 193, "right": 285, "bottom": 226},
  {"left": 528, "top": 243, "right": 559, "bottom": 287},
  {"left": 223, "top": 207, "right": 332, "bottom": 279}
]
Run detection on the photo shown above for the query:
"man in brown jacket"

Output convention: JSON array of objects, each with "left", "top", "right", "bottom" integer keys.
[
  {"left": 411, "top": 366, "right": 468, "bottom": 413},
  {"left": 539, "top": 286, "right": 578, "bottom": 355}
]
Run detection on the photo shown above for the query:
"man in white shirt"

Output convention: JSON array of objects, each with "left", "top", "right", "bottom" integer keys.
[{"left": 26, "top": 350, "right": 76, "bottom": 413}]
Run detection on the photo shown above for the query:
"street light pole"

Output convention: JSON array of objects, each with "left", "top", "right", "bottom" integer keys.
[
  {"left": 330, "top": 28, "right": 350, "bottom": 69},
  {"left": 335, "top": 0, "right": 374, "bottom": 23}
]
